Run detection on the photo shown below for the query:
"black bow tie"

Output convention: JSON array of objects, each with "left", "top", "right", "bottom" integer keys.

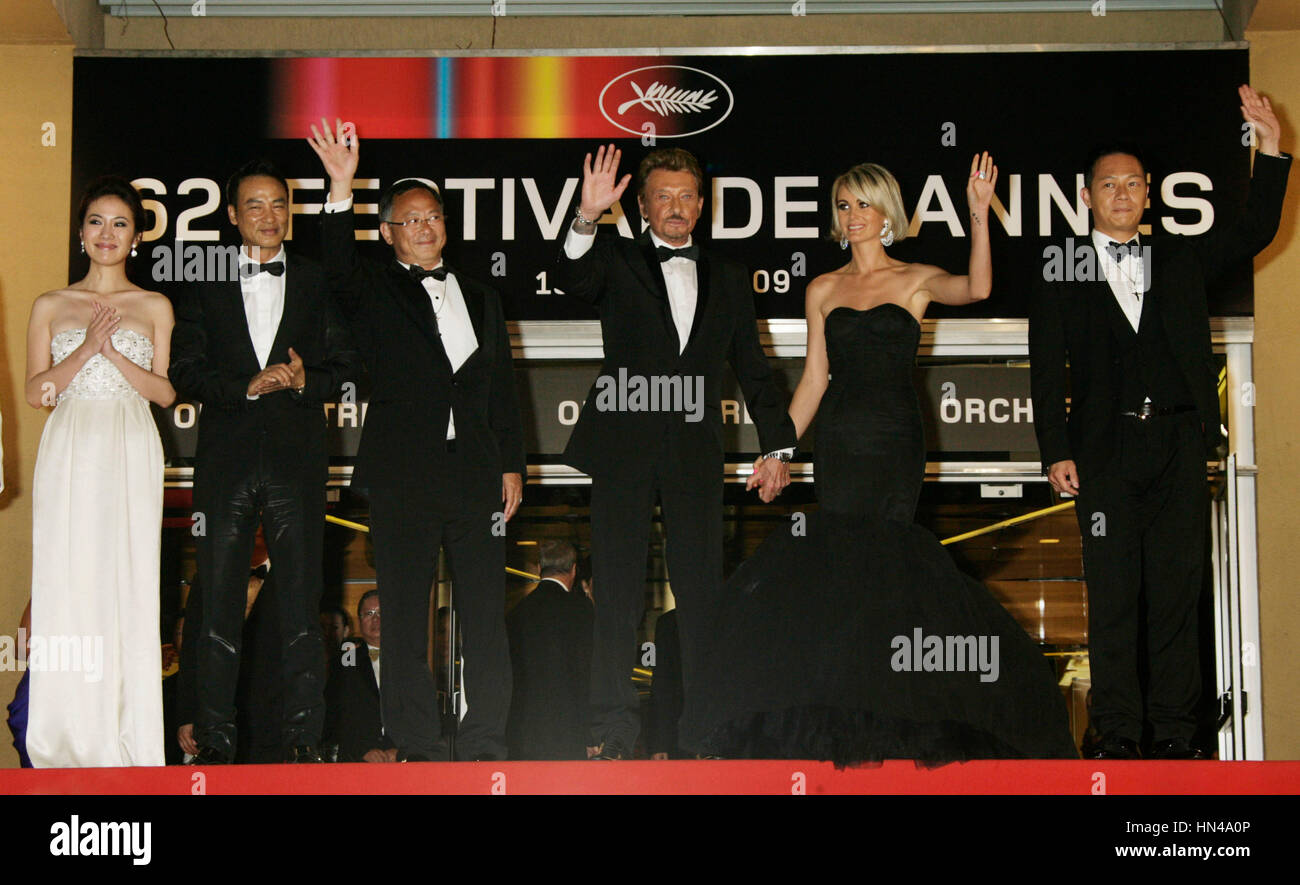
[
  {"left": 409, "top": 265, "right": 448, "bottom": 283},
  {"left": 241, "top": 260, "right": 285, "bottom": 278},
  {"left": 1105, "top": 239, "right": 1141, "bottom": 263},
  {"left": 656, "top": 244, "right": 699, "bottom": 262}
]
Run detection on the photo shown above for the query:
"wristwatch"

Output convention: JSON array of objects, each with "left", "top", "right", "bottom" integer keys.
[{"left": 762, "top": 450, "right": 792, "bottom": 462}]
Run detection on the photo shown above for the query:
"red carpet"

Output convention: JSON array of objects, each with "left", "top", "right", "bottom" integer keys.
[{"left": 3, "top": 760, "right": 1298, "bottom": 795}]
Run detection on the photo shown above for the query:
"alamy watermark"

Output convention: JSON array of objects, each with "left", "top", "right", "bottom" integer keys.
[
  {"left": 49, "top": 815, "right": 151, "bottom": 865},
  {"left": 150, "top": 242, "right": 242, "bottom": 283},
  {"left": 890, "top": 627, "right": 1000, "bottom": 683},
  {"left": 593, "top": 369, "right": 705, "bottom": 422},
  {"left": 1041, "top": 238, "right": 1152, "bottom": 290},
  {"left": 0, "top": 630, "right": 104, "bottom": 682}
]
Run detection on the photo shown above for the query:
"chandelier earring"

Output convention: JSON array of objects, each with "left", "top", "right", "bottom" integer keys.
[
  {"left": 840, "top": 234, "right": 848, "bottom": 250},
  {"left": 879, "top": 218, "right": 895, "bottom": 247}
]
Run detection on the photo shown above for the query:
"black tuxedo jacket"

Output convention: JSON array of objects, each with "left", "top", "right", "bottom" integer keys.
[
  {"left": 323, "top": 638, "right": 391, "bottom": 762},
  {"left": 1030, "top": 153, "right": 1291, "bottom": 475},
  {"left": 320, "top": 208, "right": 526, "bottom": 494},
  {"left": 169, "top": 252, "right": 356, "bottom": 472},
  {"left": 554, "top": 230, "right": 797, "bottom": 488},
  {"left": 505, "top": 579, "right": 592, "bottom": 760}
]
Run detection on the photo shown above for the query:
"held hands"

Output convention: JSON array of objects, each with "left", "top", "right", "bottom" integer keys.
[
  {"left": 579, "top": 144, "right": 632, "bottom": 221},
  {"left": 1240, "top": 85, "right": 1281, "bottom": 156},
  {"left": 1047, "top": 459, "right": 1080, "bottom": 497},
  {"left": 966, "top": 151, "right": 998, "bottom": 216},
  {"left": 501, "top": 472, "right": 523, "bottom": 522},
  {"left": 746, "top": 456, "right": 791, "bottom": 503},
  {"left": 307, "top": 117, "right": 360, "bottom": 197}
]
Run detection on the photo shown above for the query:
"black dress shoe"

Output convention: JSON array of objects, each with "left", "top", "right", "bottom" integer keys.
[
  {"left": 1148, "top": 738, "right": 1210, "bottom": 760},
  {"left": 191, "top": 746, "right": 232, "bottom": 765},
  {"left": 1084, "top": 735, "right": 1140, "bottom": 760},
  {"left": 285, "top": 745, "right": 323, "bottom": 763}
]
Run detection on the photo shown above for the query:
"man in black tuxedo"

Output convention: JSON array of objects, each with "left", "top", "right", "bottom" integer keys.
[
  {"left": 324, "top": 590, "right": 394, "bottom": 762},
  {"left": 170, "top": 160, "right": 356, "bottom": 764},
  {"left": 555, "top": 145, "right": 797, "bottom": 759},
  {"left": 309, "top": 120, "right": 525, "bottom": 762},
  {"left": 505, "top": 540, "right": 593, "bottom": 760},
  {"left": 1029, "top": 85, "right": 1290, "bottom": 760}
]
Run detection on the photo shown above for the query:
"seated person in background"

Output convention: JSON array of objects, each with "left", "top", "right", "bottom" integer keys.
[
  {"left": 320, "top": 606, "right": 351, "bottom": 660},
  {"left": 506, "top": 540, "right": 592, "bottom": 760},
  {"left": 324, "top": 590, "right": 395, "bottom": 763}
]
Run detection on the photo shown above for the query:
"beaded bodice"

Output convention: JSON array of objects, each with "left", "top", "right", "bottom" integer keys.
[{"left": 50, "top": 328, "right": 153, "bottom": 403}]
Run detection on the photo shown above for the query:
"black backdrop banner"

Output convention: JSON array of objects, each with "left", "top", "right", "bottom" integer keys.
[
  {"left": 71, "top": 49, "right": 1253, "bottom": 463},
  {"left": 72, "top": 48, "right": 1256, "bottom": 320}
]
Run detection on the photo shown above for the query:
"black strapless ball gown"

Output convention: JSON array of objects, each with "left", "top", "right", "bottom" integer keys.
[{"left": 679, "top": 303, "right": 1077, "bottom": 764}]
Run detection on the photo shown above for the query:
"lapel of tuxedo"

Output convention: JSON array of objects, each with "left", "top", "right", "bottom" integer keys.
[
  {"left": 386, "top": 261, "right": 452, "bottom": 372},
  {"left": 266, "top": 252, "right": 305, "bottom": 363},
  {"left": 681, "top": 248, "right": 711, "bottom": 357},
  {"left": 1148, "top": 245, "right": 1199, "bottom": 382},
  {"left": 1149, "top": 245, "right": 1180, "bottom": 340},
  {"left": 447, "top": 265, "right": 486, "bottom": 371},
  {"left": 223, "top": 277, "right": 263, "bottom": 374},
  {"left": 635, "top": 235, "right": 681, "bottom": 355}
]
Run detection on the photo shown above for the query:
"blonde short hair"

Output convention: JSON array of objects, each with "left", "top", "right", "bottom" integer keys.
[{"left": 827, "top": 163, "right": 908, "bottom": 245}]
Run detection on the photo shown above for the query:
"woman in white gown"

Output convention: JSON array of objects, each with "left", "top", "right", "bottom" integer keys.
[{"left": 24, "top": 176, "right": 176, "bottom": 767}]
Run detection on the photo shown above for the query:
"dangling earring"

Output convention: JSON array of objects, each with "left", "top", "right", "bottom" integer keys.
[
  {"left": 839, "top": 235, "right": 848, "bottom": 250},
  {"left": 880, "top": 218, "right": 895, "bottom": 247},
  {"left": 131, "top": 245, "right": 138, "bottom": 258},
  {"left": 79, "top": 240, "right": 85, "bottom": 254}
]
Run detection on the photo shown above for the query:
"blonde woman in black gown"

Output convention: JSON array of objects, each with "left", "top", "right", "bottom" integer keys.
[{"left": 681, "top": 154, "right": 1076, "bottom": 764}]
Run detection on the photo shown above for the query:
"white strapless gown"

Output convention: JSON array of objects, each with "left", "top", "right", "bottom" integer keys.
[{"left": 26, "top": 328, "right": 165, "bottom": 767}]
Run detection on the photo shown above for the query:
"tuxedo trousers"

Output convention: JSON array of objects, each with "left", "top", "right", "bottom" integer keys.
[
  {"left": 1074, "top": 412, "right": 1207, "bottom": 744},
  {"left": 193, "top": 444, "right": 327, "bottom": 757},
  {"left": 588, "top": 461, "right": 723, "bottom": 752},
  {"left": 368, "top": 456, "right": 510, "bottom": 760}
]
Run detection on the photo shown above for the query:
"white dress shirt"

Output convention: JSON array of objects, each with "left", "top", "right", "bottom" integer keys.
[
  {"left": 324, "top": 193, "right": 477, "bottom": 439},
  {"left": 398, "top": 259, "right": 479, "bottom": 440},
  {"left": 563, "top": 223, "right": 795, "bottom": 460},
  {"left": 238, "top": 246, "right": 286, "bottom": 369},
  {"left": 564, "top": 226, "right": 698, "bottom": 353},
  {"left": 1092, "top": 229, "right": 1145, "bottom": 333}
]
